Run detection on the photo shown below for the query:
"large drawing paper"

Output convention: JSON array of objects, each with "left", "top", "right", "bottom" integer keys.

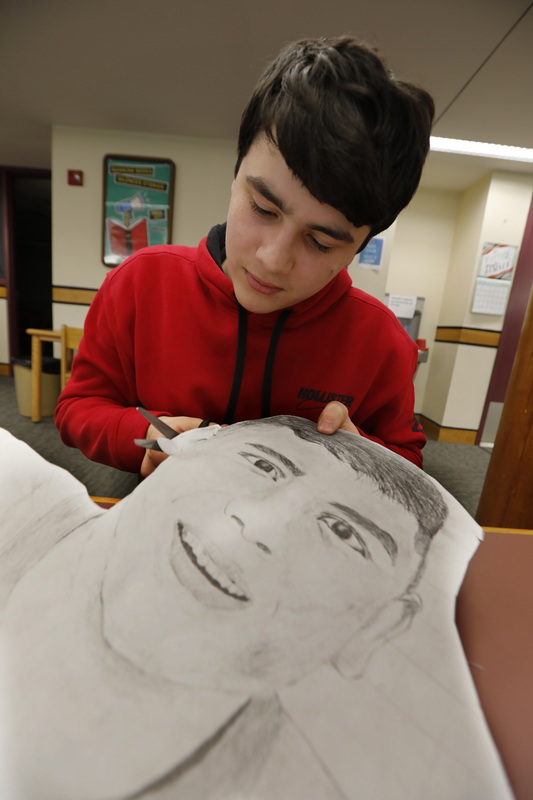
[{"left": 0, "top": 419, "right": 512, "bottom": 799}]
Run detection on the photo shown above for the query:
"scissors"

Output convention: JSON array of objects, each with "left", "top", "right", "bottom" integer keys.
[
  {"left": 134, "top": 407, "right": 179, "bottom": 451},
  {"left": 134, "top": 407, "right": 213, "bottom": 450}
]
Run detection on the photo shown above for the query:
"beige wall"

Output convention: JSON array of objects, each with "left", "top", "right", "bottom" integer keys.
[
  {"left": 50, "top": 125, "right": 237, "bottom": 356},
  {"left": 438, "top": 175, "right": 491, "bottom": 325},
  {"left": 51, "top": 125, "right": 236, "bottom": 331},
  {"left": 422, "top": 170, "right": 533, "bottom": 431},
  {"left": 385, "top": 187, "right": 460, "bottom": 411}
]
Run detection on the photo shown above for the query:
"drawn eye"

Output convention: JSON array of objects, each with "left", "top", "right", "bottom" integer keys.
[
  {"left": 318, "top": 514, "right": 369, "bottom": 558},
  {"left": 239, "top": 452, "right": 284, "bottom": 482}
]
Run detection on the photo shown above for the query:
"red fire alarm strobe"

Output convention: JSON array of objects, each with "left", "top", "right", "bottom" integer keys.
[{"left": 67, "top": 170, "right": 84, "bottom": 186}]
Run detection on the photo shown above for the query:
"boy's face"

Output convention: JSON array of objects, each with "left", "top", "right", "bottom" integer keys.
[
  {"left": 102, "top": 422, "right": 422, "bottom": 692},
  {"left": 224, "top": 135, "right": 371, "bottom": 314}
]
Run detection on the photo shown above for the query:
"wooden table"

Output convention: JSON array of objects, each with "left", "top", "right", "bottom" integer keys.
[
  {"left": 26, "top": 328, "right": 62, "bottom": 422},
  {"left": 457, "top": 527, "right": 533, "bottom": 800},
  {"left": 92, "top": 496, "right": 121, "bottom": 508}
]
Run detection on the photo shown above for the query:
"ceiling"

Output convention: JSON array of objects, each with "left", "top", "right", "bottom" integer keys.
[{"left": 1, "top": 0, "right": 532, "bottom": 191}]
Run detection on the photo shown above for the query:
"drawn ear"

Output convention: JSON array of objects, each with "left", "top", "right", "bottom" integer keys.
[{"left": 331, "top": 594, "right": 422, "bottom": 679}]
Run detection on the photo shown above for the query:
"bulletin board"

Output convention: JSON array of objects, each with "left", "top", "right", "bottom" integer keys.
[
  {"left": 357, "top": 237, "right": 384, "bottom": 270},
  {"left": 102, "top": 155, "right": 175, "bottom": 267},
  {"left": 471, "top": 243, "right": 517, "bottom": 316}
]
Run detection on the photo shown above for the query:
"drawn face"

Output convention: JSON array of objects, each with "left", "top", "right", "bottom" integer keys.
[
  {"left": 224, "top": 135, "right": 371, "bottom": 314},
  {"left": 102, "top": 423, "right": 421, "bottom": 692}
]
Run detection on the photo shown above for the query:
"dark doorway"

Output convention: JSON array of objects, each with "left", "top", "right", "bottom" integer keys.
[{"left": 3, "top": 169, "right": 52, "bottom": 359}]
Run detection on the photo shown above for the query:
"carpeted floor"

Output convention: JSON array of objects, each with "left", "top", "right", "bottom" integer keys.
[
  {"left": 0, "top": 375, "right": 490, "bottom": 514},
  {"left": 421, "top": 438, "right": 490, "bottom": 518}
]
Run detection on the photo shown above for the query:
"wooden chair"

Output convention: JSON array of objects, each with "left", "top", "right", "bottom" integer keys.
[{"left": 60, "top": 325, "right": 84, "bottom": 390}]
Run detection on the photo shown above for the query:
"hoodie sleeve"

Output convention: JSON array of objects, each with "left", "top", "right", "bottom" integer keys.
[
  {"left": 54, "top": 264, "right": 171, "bottom": 472},
  {"left": 346, "top": 308, "right": 426, "bottom": 468}
]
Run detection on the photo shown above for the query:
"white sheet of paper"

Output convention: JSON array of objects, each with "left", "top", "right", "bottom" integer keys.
[
  {"left": 0, "top": 423, "right": 513, "bottom": 799},
  {"left": 387, "top": 293, "right": 418, "bottom": 319}
]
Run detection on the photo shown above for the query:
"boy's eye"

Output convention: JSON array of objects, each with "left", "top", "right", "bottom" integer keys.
[
  {"left": 239, "top": 451, "right": 285, "bottom": 482},
  {"left": 317, "top": 514, "right": 370, "bottom": 558},
  {"left": 309, "top": 236, "right": 332, "bottom": 254},
  {"left": 250, "top": 199, "right": 275, "bottom": 218},
  {"left": 250, "top": 198, "right": 332, "bottom": 253}
]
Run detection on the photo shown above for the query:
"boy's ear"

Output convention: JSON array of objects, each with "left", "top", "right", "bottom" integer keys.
[{"left": 331, "top": 594, "right": 422, "bottom": 680}]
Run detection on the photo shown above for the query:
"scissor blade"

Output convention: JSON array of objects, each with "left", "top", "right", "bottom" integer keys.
[
  {"left": 136, "top": 407, "right": 178, "bottom": 439},
  {"left": 134, "top": 438, "right": 163, "bottom": 451}
]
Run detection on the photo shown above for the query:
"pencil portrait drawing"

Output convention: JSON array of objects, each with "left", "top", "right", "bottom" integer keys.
[{"left": 0, "top": 417, "right": 512, "bottom": 799}]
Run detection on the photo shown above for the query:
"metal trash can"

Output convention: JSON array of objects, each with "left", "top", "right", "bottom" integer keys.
[{"left": 12, "top": 356, "right": 61, "bottom": 418}]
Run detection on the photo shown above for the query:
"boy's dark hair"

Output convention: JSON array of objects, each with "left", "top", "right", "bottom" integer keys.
[{"left": 236, "top": 36, "right": 435, "bottom": 250}]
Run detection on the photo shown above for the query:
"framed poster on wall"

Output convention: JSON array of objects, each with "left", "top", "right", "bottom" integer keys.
[{"left": 102, "top": 155, "right": 175, "bottom": 267}]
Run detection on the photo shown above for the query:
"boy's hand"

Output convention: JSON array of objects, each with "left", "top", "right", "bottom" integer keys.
[
  {"left": 317, "top": 401, "right": 361, "bottom": 436},
  {"left": 140, "top": 415, "right": 203, "bottom": 477}
]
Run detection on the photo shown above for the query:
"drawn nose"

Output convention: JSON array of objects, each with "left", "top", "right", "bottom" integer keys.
[{"left": 227, "top": 510, "right": 273, "bottom": 555}]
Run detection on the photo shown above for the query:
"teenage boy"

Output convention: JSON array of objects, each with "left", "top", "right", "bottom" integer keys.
[{"left": 55, "top": 36, "right": 435, "bottom": 476}]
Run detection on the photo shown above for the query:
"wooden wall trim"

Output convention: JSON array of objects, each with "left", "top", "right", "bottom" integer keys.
[
  {"left": 435, "top": 327, "right": 501, "bottom": 347},
  {"left": 0, "top": 363, "right": 12, "bottom": 376},
  {"left": 1, "top": 285, "right": 96, "bottom": 303},
  {"left": 418, "top": 414, "right": 477, "bottom": 445},
  {"left": 52, "top": 286, "right": 97, "bottom": 305},
  {"left": 483, "top": 527, "right": 533, "bottom": 536}
]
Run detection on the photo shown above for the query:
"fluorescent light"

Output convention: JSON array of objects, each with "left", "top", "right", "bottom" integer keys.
[{"left": 430, "top": 136, "right": 533, "bottom": 163}]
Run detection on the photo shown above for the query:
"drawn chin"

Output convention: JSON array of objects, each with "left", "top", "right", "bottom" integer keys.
[{"left": 169, "top": 522, "right": 250, "bottom": 610}]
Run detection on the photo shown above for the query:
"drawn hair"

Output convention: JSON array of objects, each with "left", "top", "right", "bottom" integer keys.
[
  {"left": 232, "top": 415, "right": 448, "bottom": 565},
  {"left": 235, "top": 36, "right": 435, "bottom": 250}
]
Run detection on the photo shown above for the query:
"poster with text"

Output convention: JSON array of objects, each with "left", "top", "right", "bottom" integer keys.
[{"left": 103, "top": 155, "right": 175, "bottom": 267}]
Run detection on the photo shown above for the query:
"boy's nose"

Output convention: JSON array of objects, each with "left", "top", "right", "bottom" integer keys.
[{"left": 257, "top": 230, "right": 296, "bottom": 274}]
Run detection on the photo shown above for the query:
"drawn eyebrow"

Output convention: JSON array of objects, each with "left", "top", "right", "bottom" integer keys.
[
  {"left": 246, "top": 175, "right": 355, "bottom": 244},
  {"left": 331, "top": 502, "right": 398, "bottom": 563},
  {"left": 245, "top": 443, "right": 305, "bottom": 477}
]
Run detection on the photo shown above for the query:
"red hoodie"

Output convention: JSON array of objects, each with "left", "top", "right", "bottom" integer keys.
[{"left": 55, "top": 226, "right": 425, "bottom": 472}]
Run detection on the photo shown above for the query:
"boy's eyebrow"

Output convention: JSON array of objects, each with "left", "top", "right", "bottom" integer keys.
[
  {"left": 247, "top": 176, "right": 288, "bottom": 212},
  {"left": 332, "top": 502, "right": 398, "bottom": 563},
  {"left": 246, "top": 443, "right": 305, "bottom": 477},
  {"left": 246, "top": 175, "right": 355, "bottom": 244}
]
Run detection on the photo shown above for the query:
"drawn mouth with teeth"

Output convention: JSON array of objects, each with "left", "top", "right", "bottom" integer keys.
[{"left": 177, "top": 523, "right": 250, "bottom": 602}]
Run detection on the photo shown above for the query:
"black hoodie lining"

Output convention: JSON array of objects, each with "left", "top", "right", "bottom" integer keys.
[
  {"left": 222, "top": 303, "right": 293, "bottom": 424},
  {"left": 261, "top": 309, "right": 292, "bottom": 417},
  {"left": 206, "top": 223, "right": 227, "bottom": 269},
  {"left": 208, "top": 223, "right": 292, "bottom": 423},
  {"left": 223, "top": 302, "right": 248, "bottom": 425}
]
